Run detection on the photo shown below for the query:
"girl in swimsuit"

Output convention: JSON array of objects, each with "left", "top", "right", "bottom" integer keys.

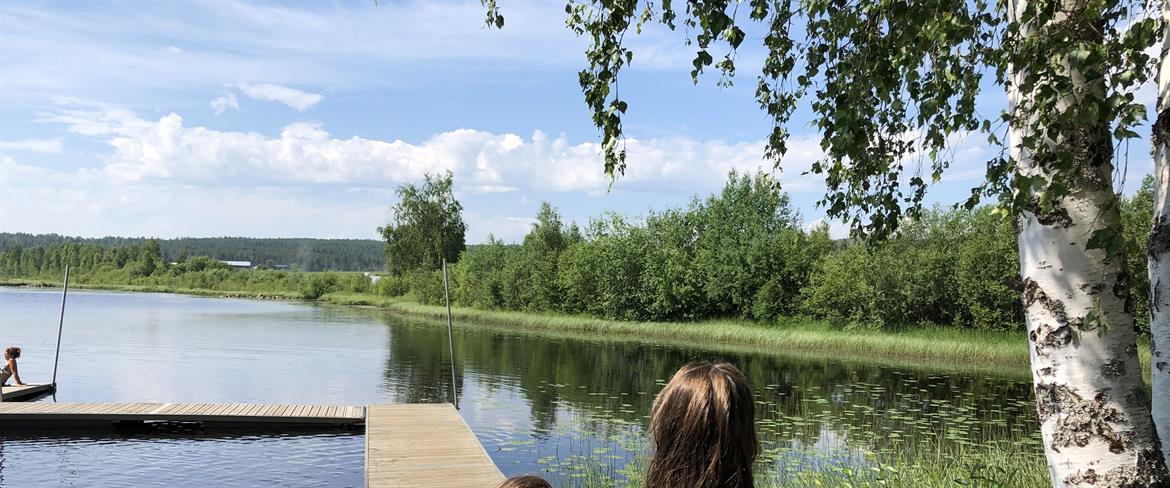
[{"left": 1, "top": 346, "right": 24, "bottom": 386}]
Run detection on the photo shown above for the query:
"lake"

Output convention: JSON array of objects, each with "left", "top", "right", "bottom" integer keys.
[{"left": 0, "top": 287, "right": 1042, "bottom": 487}]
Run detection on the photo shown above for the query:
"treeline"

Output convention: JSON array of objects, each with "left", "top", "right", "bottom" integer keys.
[
  {"left": 0, "top": 240, "right": 371, "bottom": 299},
  {"left": 380, "top": 172, "right": 1156, "bottom": 333},
  {"left": 0, "top": 234, "right": 383, "bottom": 271}
]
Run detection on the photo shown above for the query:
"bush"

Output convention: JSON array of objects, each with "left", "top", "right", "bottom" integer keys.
[
  {"left": 375, "top": 274, "right": 409, "bottom": 297},
  {"left": 301, "top": 273, "right": 339, "bottom": 299},
  {"left": 406, "top": 268, "right": 446, "bottom": 305}
]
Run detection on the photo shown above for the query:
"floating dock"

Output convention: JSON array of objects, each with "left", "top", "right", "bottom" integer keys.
[
  {"left": 0, "top": 383, "right": 54, "bottom": 402},
  {"left": 366, "top": 403, "right": 504, "bottom": 488},
  {"left": 0, "top": 402, "right": 365, "bottom": 426}
]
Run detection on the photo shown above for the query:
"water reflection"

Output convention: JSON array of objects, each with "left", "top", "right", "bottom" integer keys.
[
  {"left": 380, "top": 313, "right": 1042, "bottom": 484},
  {"left": 1, "top": 288, "right": 1042, "bottom": 487}
]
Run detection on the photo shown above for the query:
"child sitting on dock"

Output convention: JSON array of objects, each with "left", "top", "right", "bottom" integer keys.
[
  {"left": 1, "top": 346, "right": 25, "bottom": 386},
  {"left": 646, "top": 361, "right": 759, "bottom": 488}
]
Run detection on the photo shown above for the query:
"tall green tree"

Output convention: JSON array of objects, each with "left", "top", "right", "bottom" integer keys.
[
  {"left": 484, "top": 0, "right": 1168, "bottom": 483},
  {"left": 379, "top": 172, "right": 467, "bottom": 275}
]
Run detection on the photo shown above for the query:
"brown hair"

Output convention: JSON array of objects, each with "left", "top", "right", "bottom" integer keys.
[
  {"left": 646, "top": 361, "right": 758, "bottom": 488},
  {"left": 4, "top": 347, "right": 19, "bottom": 359},
  {"left": 497, "top": 475, "right": 552, "bottom": 488}
]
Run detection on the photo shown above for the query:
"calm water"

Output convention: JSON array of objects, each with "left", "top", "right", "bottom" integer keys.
[{"left": 0, "top": 288, "right": 1042, "bottom": 487}]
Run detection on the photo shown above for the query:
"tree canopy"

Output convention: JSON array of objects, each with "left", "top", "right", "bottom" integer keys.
[
  {"left": 484, "top": 0, "right": 1159, "bottom": 239},
  {"left": 379, "top": 171, "right": 467, "bottom": 275}
]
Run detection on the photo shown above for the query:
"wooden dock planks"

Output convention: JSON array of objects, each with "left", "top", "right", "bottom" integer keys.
[
  {"left": 2, "top": 400, "right": 501, "bottom": 487},
  {"left": 366, "top": 403, "right": 504, "bottom": 488},
  {"left": 0, "top": 402, "right": 365, "bottom": 426},
  {"left": 0, "top": 383, "right": 54, "bottom": 402}
]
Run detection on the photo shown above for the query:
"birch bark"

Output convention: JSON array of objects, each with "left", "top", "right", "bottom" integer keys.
[
  {"left": 1149, "top": 0, "right": 1170, "bottom": 471},
  {"left": 1009, "top": 0, "right": 1169, "bottom": 485}
]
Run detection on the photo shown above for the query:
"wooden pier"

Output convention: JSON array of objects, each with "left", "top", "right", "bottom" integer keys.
[
  {"left": 0, "top": 402, "right": 365, "bottom": 426},
  {"left": 366, "top": 404, "right": 504, "bottom": 488},
  {"left": 0, "top": 383, "right": 54, "bottom": 402},
  {"left": 0, "top": 401, "right": 503, "bottom": 486}
]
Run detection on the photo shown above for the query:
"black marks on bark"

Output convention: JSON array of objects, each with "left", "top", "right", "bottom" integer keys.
[
  {"left": 1113, "top": 270, "right": 1133, "bottom": 313},
  {"left": 1035, "top": 384, "right": 1133, "bottom": 454},
  {"left": 1023, "top": 278, "right": 1069, "bottom": 324},
  {"left": 1031, "top": 324, "right": 1074, "bottom": 354},
  {"left": 1151, "top": 215, "right": 1170, "bottom": 260},
  {"left": 1101, "top": 359, "right": 1126, "bottom": 378},
  {"left": 1153, "top": 106, "right": 1169, "bottom": 149},
  {"left": 1152, "top": 277, "right": 1163, "bottom": 316},
  {"left": 1072, "top": 448, "right": 1170, "bottom": 487},
  {"left": 1038, "top": 366, "right": 1055, "bottom": 377},
  {"left": 1066, "top": 469, "right": 1100, "bottom": 485},
  {"left": 1035, "top": 205, "right": 1075, "bottom": 227},
  {"left": 1157, "top": 362, "right": 1167, "bottom": 373}
]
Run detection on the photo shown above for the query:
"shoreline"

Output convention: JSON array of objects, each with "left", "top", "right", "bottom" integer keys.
[{"left": 2, "top": 281, "right": 1153, "bottom": 377}]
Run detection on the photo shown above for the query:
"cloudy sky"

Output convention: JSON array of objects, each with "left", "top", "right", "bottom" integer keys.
[{"left": 0, "top": 1, "right": 1158, "bottom": 243}]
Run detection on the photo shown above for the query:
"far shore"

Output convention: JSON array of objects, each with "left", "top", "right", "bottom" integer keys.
[{"left": 1, "top": 279, "right": 1154, "bottom": 379}]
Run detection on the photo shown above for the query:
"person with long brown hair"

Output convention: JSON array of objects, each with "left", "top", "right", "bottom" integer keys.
[
  {"left": 497, "top": 475, "right": 552, "bottom": 488},
  {"left": 645, "top": 361, "right": 759, "bottom": 488}
]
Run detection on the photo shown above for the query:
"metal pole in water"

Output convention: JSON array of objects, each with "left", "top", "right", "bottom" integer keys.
[
  {"left": 442, "top": 259, "right": 458, "bottom": 409},
  {"left": 51, "top": 264, "right": 70, "bottom": 388}
]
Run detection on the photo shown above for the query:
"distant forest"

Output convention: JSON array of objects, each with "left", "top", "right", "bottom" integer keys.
[{"left": 0, "top": 233, "right": 384, "bottom": 272}]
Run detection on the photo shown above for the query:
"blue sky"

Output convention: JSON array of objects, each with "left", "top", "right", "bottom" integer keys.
[{"left": 0, "top": 1, "right": 1158, "bottom": 243}]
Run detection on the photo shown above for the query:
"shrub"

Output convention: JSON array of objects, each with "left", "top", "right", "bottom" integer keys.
[{"left": 301, "top": 273, "right": 339, "bottom": 299}]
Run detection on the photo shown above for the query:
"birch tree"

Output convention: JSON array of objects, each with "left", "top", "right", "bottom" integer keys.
[
  {"left": 1152, "top": 0, "right": 1170, "bottom": 470},
  {"left": 483, "top": 0, "right": 1169, "bottom": 485}
]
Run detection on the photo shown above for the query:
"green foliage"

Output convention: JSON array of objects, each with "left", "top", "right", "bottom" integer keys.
[
  {"left": 379, "top": 172, "right": 467, "bottom": 275},
  {"left": 446, "top": 171, "right": 1033, "bottom": 330},
  {"left": 0, "top": 233, "right": 384, "bottom": 271},
  {"left": 802, "top": 207, "right": 1023, "bottom": 330},
  {"left": 374, "top": 274, "right": 409, "bottom": 297},
  {"left": 301, "top": 273, "right": 339, "bottom": 299},
  {"left": 488, "top": 0, "right": 1158, "bottom": 240},
  {"left": 0, "top": 240, "right": 375, "bottom": 300},
  {"left": 1121, "top": 175, "right": 1156, "bottom": 333},
  {"left": 406, "top": 268, "right": 446, "bottom": 305}
]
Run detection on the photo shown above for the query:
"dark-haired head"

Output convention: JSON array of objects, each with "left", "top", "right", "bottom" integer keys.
[
  {"left": 4, "top": 346, "right": 19, "bottom": 359},
  {"left": 497, "top": 475, "right": 552, "bottom": 488},
  {"left": 646, "top": 361, "right": 758, "bottom": 488}
]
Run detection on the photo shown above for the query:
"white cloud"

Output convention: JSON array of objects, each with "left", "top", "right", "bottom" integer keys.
[
  {"left": 0, "top": 1, "right": 687, "bottom": 102},
  {"left": 210, "top": 93, "right": 239, "bottom": 114},
  {"left": 236, "top": 82, "right": 322, "bottom": 111},
  {"left": 0, "top": 156, "right": 387, "bottom": 239},
  {"left": 39, "top": 102, "right": 825, "bottom": 195},
  {"left": 806, "top": 218, "right": 850, "bottom": 239},
  {"left": 0, "top": 138, "right": 63, "bottom": 153}
]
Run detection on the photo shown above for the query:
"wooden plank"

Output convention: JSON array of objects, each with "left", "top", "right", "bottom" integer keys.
[
  {"left": 366, "top": 404, "right": 503, "bottom": 488},
  {"left": 0, "top": 384, "right": 54, "bottom": 402},
  {"left": 0, "top": 402, "right": 364, "bottom": 426}
]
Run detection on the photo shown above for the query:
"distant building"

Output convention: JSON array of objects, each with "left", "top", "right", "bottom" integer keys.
[{"left": 221, "top": 260, "right": 252, "bottom": 268}]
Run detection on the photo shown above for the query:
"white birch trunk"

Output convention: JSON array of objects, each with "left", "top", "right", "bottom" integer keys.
[
  {"left": 1150, "top": 0, "right": 1170, "bottom": 471},
  {"left": 1009, "top": 0, "right": 1169, "bottom": 485}
]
